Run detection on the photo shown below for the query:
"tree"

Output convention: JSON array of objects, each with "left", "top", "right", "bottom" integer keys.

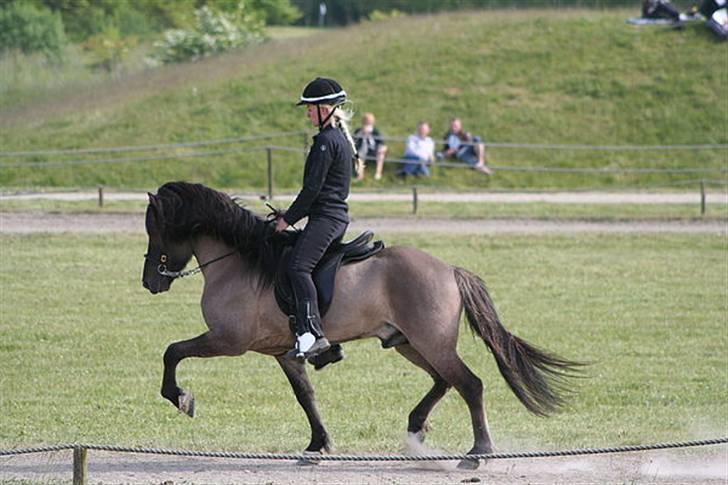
[
  {"left": 0, "top": 2, "right": 67, "bottom": 60},
  {"left": 150, "top": 4, "right": 264, "bottom": 64}
]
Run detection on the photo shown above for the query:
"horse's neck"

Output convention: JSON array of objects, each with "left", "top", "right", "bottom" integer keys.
[{"left": 192, "top": 236, "right": 253, "bottom": 287}]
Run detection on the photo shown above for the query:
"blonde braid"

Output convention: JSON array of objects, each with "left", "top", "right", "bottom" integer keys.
[{"left": 333, "top": 106, "right": 362, "bottom": 175}]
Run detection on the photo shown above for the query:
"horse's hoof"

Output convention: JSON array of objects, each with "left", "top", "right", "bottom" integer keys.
[
  {"left": 407, "top": 430, "right": 426, "bottom": 444},
  {"left": 457, "top": 457, "right": 480, "bottom": 470},
  {"left": 178, "top": 391, "right": 195, "bottom": 418},
  {"left": 296, "top": 450, "right": 322, "bottom": 466}
]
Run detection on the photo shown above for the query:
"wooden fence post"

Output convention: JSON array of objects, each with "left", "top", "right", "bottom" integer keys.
[
  {"left": 267, "top": 147, "right": 273, "bottom": 200},
  {"left": 73, "top": 447, "right": 87, "bottom": 485},
  {"left": 97, "top": 186, "right": 104, "bottom": 208},
  {"left": 412, "top": 186, "right": 418, "bottom": 215},
  {"left": 700, "top": 180, "right": 706, "bottom": 216}
]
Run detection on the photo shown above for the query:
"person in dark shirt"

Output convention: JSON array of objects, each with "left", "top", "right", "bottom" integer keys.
[
  {"left": 274, "top": 77, "right": 356, "bottom": 359},
  {"left": 642, "top": 0, "right": 683, "bottom": 27},
  {"left": 442, "top": 118, "right": 492, "bottom": 175},
  {"left": 700, "top": 0, "right": 728, "bottom": 40},
  {"left": 353, "top": 112, "right": 388, "bottom": 181}
]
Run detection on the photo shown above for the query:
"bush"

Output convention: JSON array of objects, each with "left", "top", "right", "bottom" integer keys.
[
  {"left": 82, "top": 27, "right": 137, "bottom": 72},
  {"left": 0, "top": 2, "right": 67, "bottom": 61},
  {"left": 250, "top": 0, "right": 302, "bottom": 25},
  {"left": 368, "top": 9, "right": 405, "bottom": 22},
  {"left": 150, "top": 4, "right": 264, "bottom": 64}
]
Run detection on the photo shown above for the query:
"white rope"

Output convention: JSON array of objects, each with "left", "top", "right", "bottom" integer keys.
[
  {"left": 0, "top": 147, "right": 270, "bottom": 168},
  {"left": 1, "top": 133, "right": 724, "bottom": 159},
  {"left": 1, "top": 437, "right": 726, "bottom": 461},
  {"left": 0, "top": 131, "right": 306, "bottom": 158}
]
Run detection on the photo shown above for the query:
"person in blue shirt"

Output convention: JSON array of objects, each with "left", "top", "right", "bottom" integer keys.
[{"left": 442, "top": 118, "right": 492, "bottom": 175}]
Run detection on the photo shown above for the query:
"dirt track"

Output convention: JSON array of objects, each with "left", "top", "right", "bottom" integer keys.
[
  {"left": 1, "top": 211, "right": 726, "bottom": 235},
  {"left": 1, "top": 446, "right": 727, "bottom": 485}
]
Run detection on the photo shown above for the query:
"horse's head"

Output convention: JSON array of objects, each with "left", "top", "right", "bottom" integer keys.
[{"left": 142, "top": 191, "right": 194, "bottom": 294}]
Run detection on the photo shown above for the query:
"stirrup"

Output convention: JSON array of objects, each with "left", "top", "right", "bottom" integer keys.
[{"left": 288, "top": 333, "right": 331, "bottom": 359}]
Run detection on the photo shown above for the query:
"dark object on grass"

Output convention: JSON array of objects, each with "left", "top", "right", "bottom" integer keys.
[{"left": 700, "top": 0, "right": 728, "bottom": 40}]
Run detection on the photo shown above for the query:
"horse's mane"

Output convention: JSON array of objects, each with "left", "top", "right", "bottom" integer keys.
[{"left": 155, "top": 181, "right": 291, "bottom": 287}]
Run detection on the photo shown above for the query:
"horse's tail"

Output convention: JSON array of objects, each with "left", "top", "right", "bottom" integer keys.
[{"left": 454, "top": 267, "right": 584, "bottom": 416}]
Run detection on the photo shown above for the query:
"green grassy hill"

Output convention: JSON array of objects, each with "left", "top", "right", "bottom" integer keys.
[{"left": 0, "top": 9, "right": 725, "bottom": 190}]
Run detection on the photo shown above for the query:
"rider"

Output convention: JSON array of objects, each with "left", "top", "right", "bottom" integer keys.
[{"left": 275, "top": 77, "right": 357, "bottom": 359}]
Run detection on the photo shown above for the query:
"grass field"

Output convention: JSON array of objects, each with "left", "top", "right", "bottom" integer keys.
[
  {"left": 1, "top": 9, "right": 725, "bottom": 190},
  {"left": 1, "top": 232, "right": 726, "bottom": 454}
]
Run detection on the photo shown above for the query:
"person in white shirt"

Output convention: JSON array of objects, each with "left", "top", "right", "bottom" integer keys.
[{"left": 398, "top": 121, "right": 435, "bottom": 177}]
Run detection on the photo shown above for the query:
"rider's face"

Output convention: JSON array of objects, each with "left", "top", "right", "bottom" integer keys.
[{"left": 306, "top": 104, "right": 332, "bottom": 126}]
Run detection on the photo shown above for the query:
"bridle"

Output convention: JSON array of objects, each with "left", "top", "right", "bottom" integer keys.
[{"left": 144, "top": 249, "right": 237, "bottom": 280}]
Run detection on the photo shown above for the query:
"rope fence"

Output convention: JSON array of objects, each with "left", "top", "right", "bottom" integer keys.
[
  {"left": 2, "top": 145, "right": 725, "bottom": 176},
  {"left": 1, "top": 131, "right": 725, "bottom": 158},
  {"left": 0, "top": 146, "right": 270, "bottom": 169},
  {"left": 1, "top": 438, "right": 726, "bottom": 484},
  {"left": 0, "top": 131, "right": 307, "bottom": 158},
  {"left": 0, "top": 133, "right": 725, "bottom": 210}
]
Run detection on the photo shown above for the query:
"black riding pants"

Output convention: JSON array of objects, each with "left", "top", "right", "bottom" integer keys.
[{"left": 287, "top": 215, "right": 348, "bottom": 336}]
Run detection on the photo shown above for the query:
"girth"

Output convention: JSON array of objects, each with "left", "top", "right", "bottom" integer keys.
[{"left": 274, "top": 231, "right": 384, "bottom": 318}]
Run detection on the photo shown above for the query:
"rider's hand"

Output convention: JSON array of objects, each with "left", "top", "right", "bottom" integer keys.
[{"left": 274, "top": 217, "right": 289, "bottom": 233}]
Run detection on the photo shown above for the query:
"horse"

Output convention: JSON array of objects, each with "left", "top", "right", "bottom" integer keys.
[{"left": 141, "top": 181, "right": 581, "bottom": 469}]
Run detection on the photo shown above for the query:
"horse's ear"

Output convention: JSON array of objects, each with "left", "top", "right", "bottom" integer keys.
[{"left": 148, "top": 192, "right": 162, "bottom": 214}]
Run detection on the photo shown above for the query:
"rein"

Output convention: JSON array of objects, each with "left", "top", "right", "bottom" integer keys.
[{"left": 147, "top": 249, "right": 238, "bottom": 280}]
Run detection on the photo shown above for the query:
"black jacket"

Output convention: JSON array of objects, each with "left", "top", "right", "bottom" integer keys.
[{"left": 283, "top": 125, "right": 353, "bottom": 225}]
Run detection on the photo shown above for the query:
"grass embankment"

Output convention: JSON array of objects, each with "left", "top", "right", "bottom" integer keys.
[
  {"left": 1, "top": 233, "right": 725, "bottom": 452},
  {"left": 1, "top": 9, "right": 725, "bottom": 190}
]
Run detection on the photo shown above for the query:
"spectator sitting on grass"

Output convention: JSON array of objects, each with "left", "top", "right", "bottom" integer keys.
[
  {"left": 353, "top": 112, "right": 388, "bottom": 181},
  {"left": 398, "top": 121, "right": 435, "bottom": 178},
  {"left": 441, "top": 118, "right": 492, "bottom": 175},
  {"left": 642, "top": 0, "right": 684, "bottom": 28},
  {"left": 700, "top": 0, "right": 728, "bottom": 40}
]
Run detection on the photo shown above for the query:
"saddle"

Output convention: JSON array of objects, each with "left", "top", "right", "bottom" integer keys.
[{"left": 274, "top": 230, "right": 385, "bottom": 319}]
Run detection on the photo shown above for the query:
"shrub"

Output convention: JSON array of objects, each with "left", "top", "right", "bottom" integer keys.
[
  {"left": 151, "top": 4, "right": 264, "bottom": 64},
  {"left": 250, "top": 0, "right": 302, "bottom": 25},
  {"left": 82, "top": 28, "right": 137, "bottom": 73},
  {"left": 0, "top": 2, "right": 67, "bottom": 61},
  {"left": 368, "top": 9, "right": 405, "bottom": 22}
]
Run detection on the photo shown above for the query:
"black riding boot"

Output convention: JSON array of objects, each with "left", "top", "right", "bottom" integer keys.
[{"left": 291, "top": 299, "right": 330, "bottom": 359}]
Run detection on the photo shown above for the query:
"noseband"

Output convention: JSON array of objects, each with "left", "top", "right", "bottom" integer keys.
[{"left": 144, "top": 250, "right": 237, "bottom": 280}]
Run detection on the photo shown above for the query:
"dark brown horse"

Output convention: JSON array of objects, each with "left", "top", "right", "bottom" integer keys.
[{"left": 142, "top": 181, "right": 581, "bottom": 469}]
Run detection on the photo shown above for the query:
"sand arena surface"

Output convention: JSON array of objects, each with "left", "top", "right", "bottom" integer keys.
[{"left": 1, "top": 445, "right": 726, "bottom": 484}]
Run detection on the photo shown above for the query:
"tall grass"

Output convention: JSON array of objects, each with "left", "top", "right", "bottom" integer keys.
[{"left": 0, "top": 9, "right": 725, "bottom": 190}]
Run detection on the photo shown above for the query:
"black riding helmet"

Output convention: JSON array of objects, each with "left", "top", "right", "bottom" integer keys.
[{"left": 297, "top": 77, "right": 347, "bottom": 130}]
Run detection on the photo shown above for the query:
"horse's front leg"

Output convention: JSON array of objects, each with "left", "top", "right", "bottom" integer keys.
[
  {"left": 276, "top": 355, "right": 331, "bottom": 457},
  {"left": 162, "top": 331, "right": 238, "bottom": 417}
]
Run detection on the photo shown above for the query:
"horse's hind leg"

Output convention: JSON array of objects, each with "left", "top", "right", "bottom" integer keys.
[
  {"left": 395, "top": 345, "right": 451, "bottom": 443},
  {"left": 162, "top": 331, "right": 238, "bottom": 417},
  {"left": 426, "top": 353, "right": 494, "bottom": 469},
  {"left": 276, "top": 355, "right": 331, "bottom": 458}
]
